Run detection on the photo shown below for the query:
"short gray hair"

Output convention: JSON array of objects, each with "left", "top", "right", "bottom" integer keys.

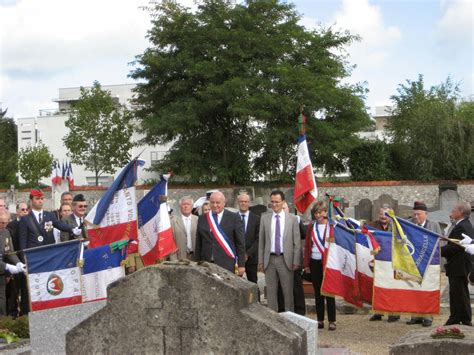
[
  {"left": 179, "top": 196, "right": 194, "bottom": 205},
  {"left": 455, "top": 202, "right": 471, "bottom": 219}
]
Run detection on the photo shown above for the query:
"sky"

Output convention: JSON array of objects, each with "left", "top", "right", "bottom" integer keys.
[{"left": 0, "top": 0, "right": 472, "bottom": 118}]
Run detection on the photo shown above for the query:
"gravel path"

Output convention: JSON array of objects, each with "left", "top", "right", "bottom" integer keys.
[{"left": 311, "top": 274, "right": 451, "bottom": 354}]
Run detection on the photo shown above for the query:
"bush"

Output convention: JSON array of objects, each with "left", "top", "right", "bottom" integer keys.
[
  {"left": 348, "top": 141, "right": 394, "bottom": 181},
  {"left": 0, "top": 316, "right": 29, "bottom": 339}
]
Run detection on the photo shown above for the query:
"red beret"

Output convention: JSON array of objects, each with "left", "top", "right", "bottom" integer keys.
[{"left": 29, "top": 189, "right": 44, "bottom": 199}]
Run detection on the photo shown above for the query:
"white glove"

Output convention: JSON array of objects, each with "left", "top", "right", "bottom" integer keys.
[
  {"left": 16, "top": 262, "right": 26, "bottom": 274},
  {"left": 460, "top": 233, "right": 472, "bottom": 245},
  {"left": 5, "top": 263, "right": 19, "bottom": 275},
  {"left": 72, "top": 227, "right": 82, "bottom": 236},
  {"left": 466, "top": 245, "right": 474, "bottom": 255}
]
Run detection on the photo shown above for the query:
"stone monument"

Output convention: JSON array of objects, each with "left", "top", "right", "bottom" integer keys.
[{"left": 66, "top": 261, "right": 307, "bottom": 354}]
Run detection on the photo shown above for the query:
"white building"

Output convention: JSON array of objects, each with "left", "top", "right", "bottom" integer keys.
[{"left": 17, "top": 84, "right": 171, "bottom": 186}]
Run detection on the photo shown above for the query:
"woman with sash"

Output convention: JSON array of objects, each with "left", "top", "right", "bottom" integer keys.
[{"left": 304, "top": 200, "right": 336, "bottom": 330}]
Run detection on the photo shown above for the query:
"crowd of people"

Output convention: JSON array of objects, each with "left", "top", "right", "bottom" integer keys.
[{"left": 0, "top": 187, "right": 473, "bottom": 333}]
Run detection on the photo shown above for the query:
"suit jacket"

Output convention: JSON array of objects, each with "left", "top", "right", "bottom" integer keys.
[
  {"left": 258, "top": 211, "right": 301, "bottom": 270},
  {"left": 6, "top": 219, "right": 20, "bottom": 252},
  {"left": 170, "top": 213, "right": 198, "bottom": 260},
  {"left": 240, "top": 211, "right": 260, "bottom": 265},
  {"left": 195, "top": 210, "right": 246, "bottom": 272},
  {"left": 441, "top": 218, "right": 473, "bottom": 277},
  {"left": 19, "top": 211, "right": 73, "bottom": 250},
  {"left": 0, "top": 229, "right": 20, "bottom": 275},
  {"left": 60, "top": 214, "right": 88, "bottom": 242},
  {"left": 422, "top": 219, "right": 442, "bottom": 235}
]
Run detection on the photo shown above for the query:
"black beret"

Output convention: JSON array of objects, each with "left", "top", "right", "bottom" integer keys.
[
  {"left": 413, "top": 201, "right": 427, "bottom": 211},
  {"left": 73, "top": 194, "right": 86, "bottom": 202}
]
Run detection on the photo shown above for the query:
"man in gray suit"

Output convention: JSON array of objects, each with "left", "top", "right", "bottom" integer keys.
[
  {"left": 170, "top": 196, "right": 198, "bottom": 260},
  {"left": 406, "top": 200, "right": 442, "bottom": 327},
  {"left": 258, "top": 190, "right": 301, "bottom": 312}
]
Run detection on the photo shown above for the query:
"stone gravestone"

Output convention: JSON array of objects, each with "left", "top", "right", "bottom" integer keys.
[
  {"left": 372, "top": 194, "right": 398, "bottom": 221},
  {"left": 66, "top": 261, "right": 307, "bottom": 354},
  {"left": 281, "top": 312, "right": 318, "bottom": 355},
  {"left": 354, "top": 198, "right": 372, "bottom": 222},
  {"left": 429, "top": 189, "right": 460, "bottom": 226},
  {"left": 389, "top": 325, "right": 474, "bottom": 354}
]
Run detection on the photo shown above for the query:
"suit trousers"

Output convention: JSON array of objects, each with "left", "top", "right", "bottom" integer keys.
[
  {"left": 245, "top": 262, "right": 258, "bottom": 284},
  {"left": 266, "top": 255, "right": 294, "bottom": 312},
  {"left": 277, "top": 270, "right": 306, "bottom": 315},
  {"left": 310, "top": 258, "right": 336, "bottom": 322},
  {"left": 446, "top": 276, "right": 471, "bottom": 325}
]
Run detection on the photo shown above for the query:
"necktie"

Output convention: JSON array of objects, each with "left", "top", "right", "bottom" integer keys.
[
  {"left": 275, "top": 215, "right": 281, "bottom": 255},
  {"left": 38, "top": 212, "right": 42, "bottom": 224},
  {"left": 241, "top": 214, "right": 246, "bottom": 232},
  {"left": 213, "top": 213, "right": 219, "bottom": 225}
]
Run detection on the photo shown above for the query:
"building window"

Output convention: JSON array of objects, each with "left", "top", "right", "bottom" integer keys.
[{"left": 150, "top": 151, "right": 165, "bottom": 163}]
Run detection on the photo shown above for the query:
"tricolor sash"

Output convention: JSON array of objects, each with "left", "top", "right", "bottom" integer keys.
[
  {"left": 207, "top": 213, "right": 237, "bottom": 261},
  {"left": 311, "top": 222, "right": 328, "bottom": 257}
]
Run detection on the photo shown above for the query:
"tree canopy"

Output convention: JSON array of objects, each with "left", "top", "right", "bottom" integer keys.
[
  {"left": 387, "top": 75, "right": 474, "bottom": 180},
  {"left": 63, "top": 81, "right": 134, "bottom": 185},
  {"left": 131, "top": 0, "right": 370, "bottom": 184},
  {"left": 0, "top": 109, "right": 18, "bottom": 185},
  {"left": 18, "top": 142, "right": 53, "bottom": 186}
]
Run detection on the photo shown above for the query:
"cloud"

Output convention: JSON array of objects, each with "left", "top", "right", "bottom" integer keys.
[
  {"left": 437, "top": 0, "right": 473, "bottom": 50},
  {"left": 0, "top": 0, "right": 151, "bottom": 79}
]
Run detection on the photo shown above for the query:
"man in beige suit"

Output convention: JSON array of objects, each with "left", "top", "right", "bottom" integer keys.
[
  {"left": 258, "top": 190, "right": 301, "bottom": 312},
  {"left": 170, "top": 196, "right": 198, "bottom": 260}
]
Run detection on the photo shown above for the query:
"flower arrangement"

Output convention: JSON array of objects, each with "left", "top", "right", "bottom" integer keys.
[{"left": 431, "top": 326, "right": 465, "bottom": 339}]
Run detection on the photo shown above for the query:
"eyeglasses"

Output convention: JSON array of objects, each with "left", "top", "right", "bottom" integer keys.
[
  {"left": 20, "top": 208, "right": 28, "bottom": 212},
  {"left": 78, "top": 205, "right": 88, "bottom": 208}
]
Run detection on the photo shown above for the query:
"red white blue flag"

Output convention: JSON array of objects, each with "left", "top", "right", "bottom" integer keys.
[
  {"left": 66, "top": 161, "right": 74, "bottom": 189},
  {"left": 137, "top": 174, "right": 177, "bottom": 265},
  {"left": 294, "top": 134, "right": 318, "bottom": 213},
  {"left": 322, "top": 222, "right": 362, "bottom": 307},
  {"left": 81, "top": 242, "right": 127, "bottom": 302},
  {"left": 372, "top": 224, "right": 440, "bottom": 315},
  {"left": 24, "top": 240, "right": 82, "bottom": 311},
  {"left": 86, "top": 159, "right": 144, "bottom": 248},
  {"left": 51, "top": 160, "right": 62, "bottom": 185}
]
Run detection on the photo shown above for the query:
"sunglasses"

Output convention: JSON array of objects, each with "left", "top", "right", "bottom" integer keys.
[
  {"left": 78, "top": 205, "right": 88, "bottom": 208},
  {"left": 20, "top": 208, "right": 28, "bottom": 212}
]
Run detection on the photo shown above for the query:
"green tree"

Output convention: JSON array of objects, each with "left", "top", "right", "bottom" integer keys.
[
  {"left": 348, "top": 140, "right": 393, "bottom": 181},
  {"left": 63, "top": 81, "right": 134, "bottom": 185},
  {"left": 131, "top": 0, "right": 370, "bottom": 184},
  {"left": 0, "top": 109, "right": 18, "bottom": 185},
  {"left": 387, "top": 75, "right": 474, "bottom": 180},
  {"left": 18, "top": 142, "right": 53, "bottom": 186}
]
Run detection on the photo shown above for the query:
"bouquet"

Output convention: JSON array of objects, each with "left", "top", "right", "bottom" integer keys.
[{"left": 431, "top": 326, "right": 465, "bottom": 339}]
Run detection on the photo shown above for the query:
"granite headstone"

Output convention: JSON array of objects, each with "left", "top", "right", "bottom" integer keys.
[{"left": 66, "top": 261, "right": 307, "bottom": 354}]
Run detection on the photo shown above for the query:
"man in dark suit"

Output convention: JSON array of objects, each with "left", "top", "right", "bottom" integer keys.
[
  {"left": 0, "top": 211, "right": 23, "bottom": 316},
  {"left": 441, "top": 202, "right": 474, "bottom": 326},
  {"left": 258, "top": 190, "right": 301, "bottom": 312},
  {"left": 19, "top": 189, "right": 81, "bottom": 251},
  {"left": 60, "top": 194, "right": 89, "bottom": 242},
  {"left": 6, "top": 202, "right": 29, "bottom": 316},
  {"left": 195, "top": 191, "right": 246, "bottom": 275},
  {"left": 237, "top": 192, "right": 260, "bottom": 284}
]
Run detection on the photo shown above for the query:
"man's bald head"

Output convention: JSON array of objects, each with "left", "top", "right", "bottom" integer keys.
[{"left": 210, "top": 191, "right": 226, "bottom": 214}]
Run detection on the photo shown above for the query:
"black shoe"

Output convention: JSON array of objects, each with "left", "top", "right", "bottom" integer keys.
[
  {"left": 422, "top": 319, "right": 432, "bottom": 327},
  {"left": 387, "top": 316, "right": 399, "bottom": 323},
  {"left": 318, "top": 321, "right": 324, "bottom": 329},
  {"left": 406, "top": 318, "right": 422, "bottom": 325},
  {"left": 444, "top": 319, "right": 458, "bottom": 326},
  {"left": 369, "top": 315, "right": 382, "bottom": 321},
  {"left": 461, "top": 321, "right": 472, "bottom": 326}
]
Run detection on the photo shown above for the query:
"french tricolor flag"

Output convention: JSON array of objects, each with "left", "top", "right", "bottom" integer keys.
[
  {"left": 372, "top": 229, "right": 440, "bottom": 315},
  {"left": 24, "top": 240, "right": 82, "bottom": 311},
  {"left": 137, "top": 175, "right": 177, "bottom": 266},
  {"left": 86, "top": 159, "right": 144, "bottom": 248},
  {"left": 322, "top": 222, "right": 362, "bottom": 308},
  {"left": 294, "top": 133, "right": 318, "bottom": 213}
]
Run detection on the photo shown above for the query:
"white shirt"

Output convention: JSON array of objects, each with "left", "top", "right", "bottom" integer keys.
[
  {"left": 182, "top": 215, "right": 193, "bottom": 251},
  {"left": 311, "top": 223, "right": 329, "bottom": 260},
  {"left": 74, "top": 214, "right": 84, "bottom": 227},
  {"left": 239, "top": 211, "right": 249, "bottom": 232},
  {"left": 270, "top": 211, "right": 285, "bottom": 253},
  {"left": 32, "top": 209, "right": 44, "bottom": 224},
  {"left": 213, "top": 210, "right": 224, "bottom": 225}
]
